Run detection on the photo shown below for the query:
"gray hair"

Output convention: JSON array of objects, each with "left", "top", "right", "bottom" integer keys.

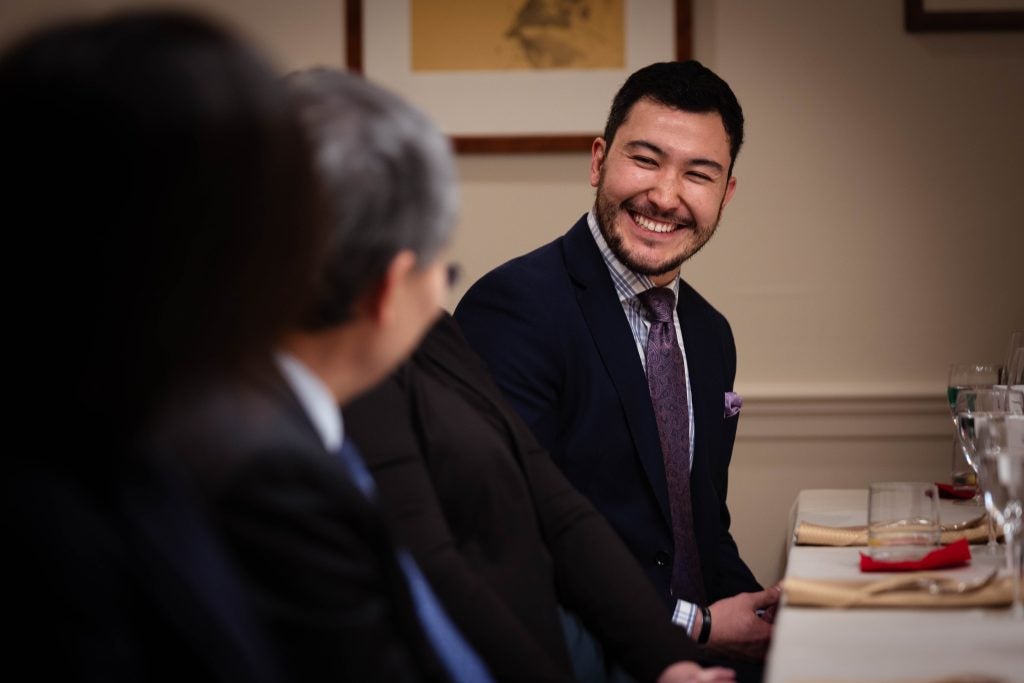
[{"left": 284, "top": 67, "right": 458, "bottom": 328}]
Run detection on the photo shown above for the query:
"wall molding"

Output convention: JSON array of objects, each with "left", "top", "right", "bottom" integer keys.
[{"left": 735, "top": 391, "right": 950, "bottom": 441}]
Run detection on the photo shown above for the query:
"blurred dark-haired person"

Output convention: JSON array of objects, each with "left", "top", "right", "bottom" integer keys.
[
  {"left": 156, "top": 67, "right": 491, "bottom": 682},
  {"left": 2, "top": 10, "right": 324, "bottom": 682},
  {"left": 456, "top": 61, "right": 779, "bottom": 682}
]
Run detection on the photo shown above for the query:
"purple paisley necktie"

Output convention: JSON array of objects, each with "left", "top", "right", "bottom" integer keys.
[{"left": 637, "top": 287, "right": 706, "bottom": 605}]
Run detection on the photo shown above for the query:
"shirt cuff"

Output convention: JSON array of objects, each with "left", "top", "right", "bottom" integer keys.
[{"left": 671, "top": 599, "right": 698, "bottom": 637}]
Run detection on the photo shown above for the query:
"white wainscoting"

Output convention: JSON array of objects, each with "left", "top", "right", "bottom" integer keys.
[{"left": 726, "top": 392, "right": 952, "bottom": 587}]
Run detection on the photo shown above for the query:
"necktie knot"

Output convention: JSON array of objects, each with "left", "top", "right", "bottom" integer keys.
[{"left": 638, "top": 287, "right": 675, "bottom": 323}]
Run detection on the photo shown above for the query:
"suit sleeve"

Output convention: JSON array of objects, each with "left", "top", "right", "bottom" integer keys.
[
  {"left": 510, "top": 405, "right": 705, "bottom": 680},
  {"left": 710, "top": 316, "right": 761, "bottom": 597},
  {"left": 344, "top": 371, "right": 574, "bottom": 683},
  {"left": 210, "top": 451, "right": 439, "bottom": 683}
]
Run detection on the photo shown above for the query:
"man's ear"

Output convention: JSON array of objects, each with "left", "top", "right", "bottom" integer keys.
[
  {"left": 357, "top": 250, "right": 418, "bottom": 326},
  {"left": 721, "top": 174, "right": 738, "bottom": 211},
  {"left": 589, "top": 137, "right": 607, "bottom": 188}
]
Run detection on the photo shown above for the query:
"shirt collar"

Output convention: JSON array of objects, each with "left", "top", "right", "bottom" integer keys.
[
  {"left": 586, "top": 209, "right": 680, "bottom": 304},
  {"left": 275, "top": 351, "right": 343, "bottom": 452}
]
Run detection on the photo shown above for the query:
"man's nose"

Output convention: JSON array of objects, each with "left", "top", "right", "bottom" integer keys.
[{"left": 646, "top": 171, "right": 683, "bottom": 211}]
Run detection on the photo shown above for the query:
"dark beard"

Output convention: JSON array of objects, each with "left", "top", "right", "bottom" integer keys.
[{"left": 593, "top": 177, "right": 722, "bottom": 278}]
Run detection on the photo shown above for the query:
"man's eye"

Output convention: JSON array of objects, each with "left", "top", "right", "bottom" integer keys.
[
  {"left": 688, "top": 172, "right": 712, "bottom": 182},
  {"left": 632, "top": 156, "right": 657, "bottom": 167}
]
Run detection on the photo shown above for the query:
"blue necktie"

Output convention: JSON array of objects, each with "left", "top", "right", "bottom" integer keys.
[{"left": 335, "top": 439, "right": 492, "bottom": 683}]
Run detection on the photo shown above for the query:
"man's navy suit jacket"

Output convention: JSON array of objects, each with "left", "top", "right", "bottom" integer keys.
[
  {"left": 160, "top": 362, "right": 450, "bottom": 683},
  {"left": 455, "top": 215, "right": 760, "bottom": 609}
]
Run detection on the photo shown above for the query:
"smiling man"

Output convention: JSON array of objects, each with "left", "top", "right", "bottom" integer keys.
[
  {"left": 592, "top": 98, "right": 736, "bottom": 284},
  {"left": 455, "top": 61, "right": 777, "bottom": 681}
]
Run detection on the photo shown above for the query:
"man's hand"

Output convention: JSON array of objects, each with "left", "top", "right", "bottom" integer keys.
[
  {"left": 755, "top": 582, "right": 782, "bottom": 624},
  {"left": 657, "top": 662, "right": 736, "bottom": 683},
  {"left": 699, "top": 586, "right": 781, "bottom": 662}
]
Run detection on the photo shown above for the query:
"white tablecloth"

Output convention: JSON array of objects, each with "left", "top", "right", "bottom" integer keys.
[{"left": 764, "top": 489, "right": 1024, "bottom": 683}]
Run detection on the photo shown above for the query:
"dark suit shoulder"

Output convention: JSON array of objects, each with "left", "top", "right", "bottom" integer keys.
[
  {"left": 417, "top": 314, "right": 503, "bottom": 391},
  {"left": 677, "top": 277, "right": 736, "bottom": 354},
  {"left": 160, "top": 374, "right": 385, "bottom": 548},
  {"left": 454, "top": 219, "right": 586, "bottom": 352},
  {"left": 678, "top": 277, "right": 729, "bottom": 325},
  {"left": 161, "top": 377, "right": 443, "bottom": 682},
  {"left": 158, "top": 372, "right": 323, "bottom": 490},
  {"left": 461, "top": 234, "right": 567, "bottom": 302}
]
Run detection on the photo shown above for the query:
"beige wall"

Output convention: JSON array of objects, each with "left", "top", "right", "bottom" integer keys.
[
  {"left": 4, "top": 0, "right": 1022, "bottom": 585},
  {"left": 0, "top": 0, "right": 345, "bottom": 69}
]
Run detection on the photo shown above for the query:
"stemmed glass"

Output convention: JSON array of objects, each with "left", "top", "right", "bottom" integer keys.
[
  {"left": 1004, "top": 331, "right": 1024, "bottom": 387},
  {"left": 975, "top": 414, "right": 1024, "bottom": 618},
  {"left": 948, "top": 364, "right": 1003, "bottom": 492},
  {"left": 955, "top": 388, "right": 1024, "bottom": 555}
]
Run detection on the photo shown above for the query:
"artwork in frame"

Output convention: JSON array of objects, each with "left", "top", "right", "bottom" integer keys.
[
  {"left": 345, "top": 0, "right": 692, "bottom": 153},
  {"left": 904, "top": 0, "right": 1024, "bottom": 32}
]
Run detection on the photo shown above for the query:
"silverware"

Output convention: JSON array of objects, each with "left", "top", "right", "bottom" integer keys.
[
  {"left": 941, "top": 513, "right": 987, "bottom": 532},
  {"left": 861, "top": 567, "right": 998, "bottom": 597}
]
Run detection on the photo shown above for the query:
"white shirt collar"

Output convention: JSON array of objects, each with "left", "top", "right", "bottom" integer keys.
[{"left": 275, "top": 351, "right": 343, "bottom": 452}]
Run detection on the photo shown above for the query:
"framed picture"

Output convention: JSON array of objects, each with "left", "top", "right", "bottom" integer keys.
[
  {"left": 345, "top": 0, "right": 692, "bottom": 153},
  {"left": 904, "top": 0, "right": 1024, "bottom": 32}
]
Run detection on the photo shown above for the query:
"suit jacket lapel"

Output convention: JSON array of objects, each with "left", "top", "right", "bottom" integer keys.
[
  {"left": 246, "top": 357, "right": 330, "bottom": 452},
  {"left": 562, "top": 218, "right": 672, "bottom": 527},
  {"left": 244, "top": 358, "right": 449, "bottom": 678},
  {"left": 676, "top": 284, "right": 717, "bottom": 531}
]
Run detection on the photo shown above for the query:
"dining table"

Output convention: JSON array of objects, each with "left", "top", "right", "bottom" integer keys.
[{"left": 764, "top": 488, "right": 1024, "bottom": 683}]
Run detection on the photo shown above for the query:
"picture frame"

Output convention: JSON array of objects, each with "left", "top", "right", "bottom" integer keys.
[
  {"left": 904, "top": 0, "right": 1024, "bottom": 32},
  {"left": 345, "top": 0, "right": 692, "bottom": 153}
]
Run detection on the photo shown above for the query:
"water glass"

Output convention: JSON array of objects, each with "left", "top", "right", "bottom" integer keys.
[
  {"left": 955, "top": 387, "right": 1024, "bottom": 554},
  {"left": 947, "top": 363, "right": 1002, "bottom": 490},
  {"left": 976, "top": 414, "right": 1024, "bottom": 617},
  {"left": 867, "top": 482, "right": 940, "bottom": 561},
  {"left": 1003, "top": 330, "right": 1024, "bottom": 385}
]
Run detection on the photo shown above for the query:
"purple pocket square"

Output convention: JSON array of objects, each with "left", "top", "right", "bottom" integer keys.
[{"left": 724, "top": 391, "right": 743, "bottom": 418}]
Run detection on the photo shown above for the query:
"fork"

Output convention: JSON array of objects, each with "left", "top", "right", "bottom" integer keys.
[
  {"left": 941, "top": 512, "right": 987, "bottom": 532},
  {"left": 860, "top": 567, "right": 998, "bottom": 597}
]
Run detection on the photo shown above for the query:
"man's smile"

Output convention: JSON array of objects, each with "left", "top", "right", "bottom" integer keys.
[{"left": 627, "top": 208, "right": 694, "bottom": 235}]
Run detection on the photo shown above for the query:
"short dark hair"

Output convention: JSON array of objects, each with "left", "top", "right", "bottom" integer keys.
[
  {"left": 284, "top": 68, "right": 458, "bottom": 329},
  {"left": 602, "top": 60, "right": 744, "bottom": 174},
  {"left": 1, "top": 10, "right": 326, "bottom": 440}
]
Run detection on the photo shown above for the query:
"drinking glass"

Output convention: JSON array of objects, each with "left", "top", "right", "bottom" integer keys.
[
  {"left": 1004, "top": 330, "right": 1024, "bottom": 387},
  {"left": 867, "top": 482, "right": 940, "bottom": 561},
  {"left": 948, "top": 363, "right": 1003, "bottom": 491},
  {"left": 975, "top": 414, "right": 1024, "bottom": 618},
  {"left": 955, "top": 387, "right": 1024, "bottom": 554}
]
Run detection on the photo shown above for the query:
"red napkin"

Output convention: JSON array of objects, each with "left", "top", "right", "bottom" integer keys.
[
  {"left": 859, "top": 538, "right": 971, "bottom": 572},
  {"left": 936, "top": 482, "right": 976, "bottom": 500}
]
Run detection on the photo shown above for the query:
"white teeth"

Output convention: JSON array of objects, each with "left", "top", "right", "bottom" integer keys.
[{"left": 632, "top": 212, "right": 676, "bottom": 233}]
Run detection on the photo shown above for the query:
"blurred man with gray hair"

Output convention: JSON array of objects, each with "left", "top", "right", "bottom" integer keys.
[{"left": 163, "top": 68, "right": 490, "bottom": 683}]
